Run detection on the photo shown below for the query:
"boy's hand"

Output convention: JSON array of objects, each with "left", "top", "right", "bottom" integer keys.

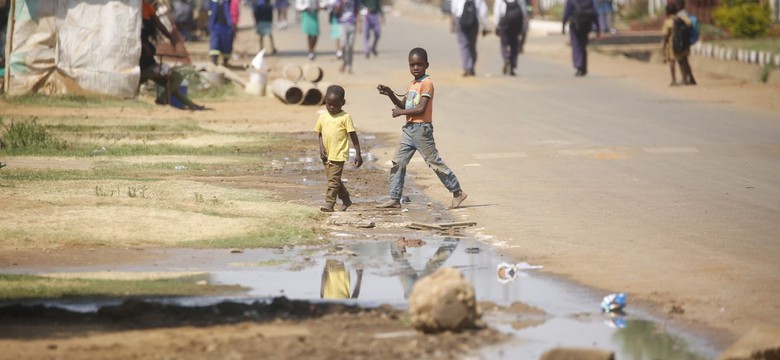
[
  {"left": 376, "top": 84, "right": 391, "bottom": 95},
  {"left": 391, "top": 108, "right": 403, "bottom": 118},
  {"left": 353, "top": 154, "right": 363, "bottom": 168}
]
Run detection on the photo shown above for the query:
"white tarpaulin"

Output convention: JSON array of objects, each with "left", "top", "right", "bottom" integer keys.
[{"left": 6, "top": 0, "right": 141, "bottom": 97}]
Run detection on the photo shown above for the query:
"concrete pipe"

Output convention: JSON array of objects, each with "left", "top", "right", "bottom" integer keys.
[
  {"left": 314, "top": 81, "right": 333, "bottom": 105},
  {"left": 282, "top": 64, "right": 303, "bottom": 82},
  {"left": 271, "top": 78, "right": 304, "bottom": 104},
  {"left": 302, "top": 64, "right": 324, "bottom": 83},
  {"left": 299, "top": 81, "right": 323, "bottom": 106}
]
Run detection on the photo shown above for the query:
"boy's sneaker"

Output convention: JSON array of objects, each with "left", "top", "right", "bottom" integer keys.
[
  {"left": 449, "top": 191, "right": 468, "bottom": 209},
  {"left": 320, "top": 206, "right": 334, "bottom": 212},
  {"left": 375, "top": 199, "right": 401, "bottom": 208}
]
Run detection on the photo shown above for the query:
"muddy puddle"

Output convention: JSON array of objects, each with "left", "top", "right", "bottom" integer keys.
[{"left": 2, "top": 235, "right": 717, "bottom": 359}]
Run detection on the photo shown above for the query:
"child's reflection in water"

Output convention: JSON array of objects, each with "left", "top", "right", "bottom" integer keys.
[{"left": 320, "top": 259, "right": 364, "bottom": 299}]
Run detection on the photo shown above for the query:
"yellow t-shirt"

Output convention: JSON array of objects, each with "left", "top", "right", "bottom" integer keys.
[{"left": 314, "top": 111, "right": 356, "bottom": 162}]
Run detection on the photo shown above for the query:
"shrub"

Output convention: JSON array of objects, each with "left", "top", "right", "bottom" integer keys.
[
  {"left": 713, "top": 0, "right": 771, "bottom": 38},
  {"left": 0, "top": 118, "right": 67, "bottom": 151}
]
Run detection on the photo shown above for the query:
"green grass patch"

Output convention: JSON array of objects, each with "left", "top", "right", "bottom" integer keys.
[
  {"left": 0, "top": 168, "right": 100, "bottom": 181},
  {"left": 190, "top": 83, "right": 239, "bottom": 100},
  {"left": 2, "top": 94, "right": 150, "bottom": 109},
  {"left": 185, "top": 221, "right": 324, "bottom": 249},
  {"left": 0, "top": 273, "right": 245, "bottom": 300}
]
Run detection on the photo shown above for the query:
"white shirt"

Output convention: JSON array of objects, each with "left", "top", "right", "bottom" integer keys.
[
  {"left": 450, "top": 0, "right": 488, "bottom": 29},
  {"left": 493, "top": 0, "right": 529, "bottom": 33}
]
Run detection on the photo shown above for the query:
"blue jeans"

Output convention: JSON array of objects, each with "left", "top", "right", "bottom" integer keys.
[{"left": 388, "top": 123, "right": 461, "bottom": 200}]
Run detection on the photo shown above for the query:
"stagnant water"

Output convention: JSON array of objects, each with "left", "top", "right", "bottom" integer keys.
[{"left": 2, "top": 236, "right": 717, "bottom": 359}]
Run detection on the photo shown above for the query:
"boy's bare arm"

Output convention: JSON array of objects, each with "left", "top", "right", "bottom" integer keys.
[
  {"left": 376, "top": 84, "right": 405, "bottom": 108},
  {"left": 392, "top": 96, "right": 429, "bottom": 118},
  {"left": 349, "top": 131, "right": 363, "bottom": 167},
  {"left": 318, "top": 133, "right": 327, "bottom": 162}
]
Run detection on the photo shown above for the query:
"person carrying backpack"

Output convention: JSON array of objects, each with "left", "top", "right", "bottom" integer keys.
[
  {"left": 253, "top": 0, "right": 278, "bottom": 55},
  {"left": 673, "top": 0, "right": 696, "bottom": 84},
  {"left": 494, "top": 0, "right": 528, "bottom": 76},
  {"left": 661, "top": 2, "right": 696, "bottom": 86},
  {"left": 450, "top": 0, "right": 489, "bottom": 77},
  {"left": 562, "top": 0, "right": 599, "bottom": 76}
]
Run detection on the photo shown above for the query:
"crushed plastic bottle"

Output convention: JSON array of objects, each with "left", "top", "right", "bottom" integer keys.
[{"left": 600, "top": 292, "right": 627, "bottom": 312}]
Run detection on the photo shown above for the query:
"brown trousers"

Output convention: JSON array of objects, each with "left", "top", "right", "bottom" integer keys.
[{"left": 324, "top": 161, "right": 350, "bottom": 207}]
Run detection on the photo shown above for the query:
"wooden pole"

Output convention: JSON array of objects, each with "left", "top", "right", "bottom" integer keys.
[{"left": 3, "top": 0, "right": 15, "bottom": 94}]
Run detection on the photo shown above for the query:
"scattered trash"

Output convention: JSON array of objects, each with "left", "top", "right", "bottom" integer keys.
[
  {"left": 363, "top": 135, "right": 377, "bottom": 141},
  {"left": 230, "top": 249, "right": 244, "bottom": 254},
  {"left": 92, "top": 146, "right": 107, "bottom": 154},
  {"left": 465, "top": 247, "right": 480, "bottom": 254},
  {"left": 400, "top": 196, "right": 411, "bottom": 204},
  {"left": 396, "top": 237, "right": 426, "bottom": 248},
  {"left": 605, "top": 315, "right": 627, "bottom": 328},
  {"left": 600, "top": 293, "right": 627, "bottom": 312},
  {"left": 496, "top": 261, "right": 544, "bottom": 284},
  {"left": 174, "top": 165, "right": 187, "bottom": 170},
  {"left": 402, "top": 208, "right": 409, "bottom": 212},
  {"left": 0, "top": 162, "right": 6, "bottom": 169},
  {"left": 372, "top": 330, "right": 417, "bottom": 340},
  {"left": 668, "top": 303, "right": 685, "bottom": 314}
]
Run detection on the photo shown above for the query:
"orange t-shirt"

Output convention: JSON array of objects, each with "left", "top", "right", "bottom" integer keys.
[
  {"left": 142, "top": 3, "right": 155, "bottom": 20},
  {"left": 404, "top": 75, "right": 434, "bottom": 123}
]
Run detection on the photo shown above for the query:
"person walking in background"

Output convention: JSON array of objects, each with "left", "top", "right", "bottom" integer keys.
[
  {"left": 315, "top": 85, "right": 363, "bottom": 212},
  {"left": 450, "top": 0, "right": 489, "bottom": 77},
  {"left": 275, "top": 0, "right": 290, "bottom": 29},
  {"left": 375, "top": 48, "right": 467, "bottom": 210},
  {"left": 672, "top": 0, "right": 696, "bottom": 85},
  {"left": 296, "top": 0, "right": 322, "bottom": 60},
  {"left": 596, "top": 0, "right": 615, "bottom": 35},
  {"left": 562, "top": 0, "right": 599, "bottom": 76},
  {"left": 295, "top": 0, "right": 320, "bottom": 60},
  {"left": 208, "top": 0, "right": 238, "bottom": 66},
  {"left": 493, "top": 0, "right": 528, "bottom": 76},
  {"left": 336, "top": 0, "right": 360, "bottom": 73},
  {"left": 328, "top": 1, "right": 343, "bottom": 59},
  {"left": 253, "top": 0, "right": 278, "bottom": 54},
  {"left": 362, "top": 0, "right": 383, "bottom": 58}
]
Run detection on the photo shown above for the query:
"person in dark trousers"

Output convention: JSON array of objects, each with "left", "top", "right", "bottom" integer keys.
[
  {"left": 362, "top": 0, "right": 383, "bottom": 58},
  {"left": 493, "top": 0, "right": 528, "bottom": 76},
  {"left": 673, "top": 0, "right": 696, "bottom": 85},
  {"left": 450, "top": 0, "right": 489, "bottom": 76},
  {"left": 562, "top": 0, "right": 599, "bottom": 76}
]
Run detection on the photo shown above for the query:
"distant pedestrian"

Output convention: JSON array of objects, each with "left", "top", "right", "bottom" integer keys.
[
  {"left": 327, "top": 0, "right": 343, "bottom": 59},
  {"left": 253, "top": 0, "right": 278, "bottom": 54},
  {"left": 208, "top": 0, "right": 239, "bottom": 66},
  {"left": 275, "top": 0, "right": 290, "bottom": 29},
  {"left": 362, "top": 0, "right": 383, "bottom": 58},
  {"left": 314, "top": 85, "right": 363, "bottom": 212},
  {"left": 450, "top": 0, "right": 489, "bottom": 76},
  {"left": 493, "top": 0, "right": 528, "bottom": 76},
  {"left": 662, "top": 2, "right": 696, "bottom": 86},
  {"left": 562, "top": 0, "right": 599, "bottom": 76},
  {"left": 336, "top": 0, "right": 360, "bottom": 73},
  {"left": 375, "top": 47, "right": 467, "bottom": 209},
  {"left": 596, "top": 0, "right": 615, "bottom": 35},
  {"left": 296, "top": 0, "right": 323, "bottom": 60},
  {"left": 673, "top": 0, "right": 696, "bottom": 85}
]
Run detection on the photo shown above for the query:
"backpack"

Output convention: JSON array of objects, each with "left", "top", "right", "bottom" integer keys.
[
  {"left": 572, "top": 0, "right": 596, "bottom": 33},
  {"left": 499, "top": 0, "right": 524, "bottom": 35},
  {"left": 672, "top": 17, "right": 691, "bottom": 53},
  {"left": 459, "top": 0, "right": 478, "bottom": 30},
  {"left": 253, "top": 0, "right": 273, "bottom": 22},
  {"left": 689, "top": 14, "right": 700, "bottom": 45}
]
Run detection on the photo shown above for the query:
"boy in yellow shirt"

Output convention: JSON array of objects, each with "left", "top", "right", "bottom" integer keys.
[{"left": 314, "top": 85, "right": 363, "bottom": 212}]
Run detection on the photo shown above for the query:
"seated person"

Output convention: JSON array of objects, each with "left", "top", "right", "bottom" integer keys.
[{"left": 140, "top": 0, "right": 205, "bottom": 110}]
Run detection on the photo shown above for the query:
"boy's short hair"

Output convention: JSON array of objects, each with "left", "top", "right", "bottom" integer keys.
[
  {"left": 665, "top": 3, "right": 677, "bottom": 15},
  {"left": 409, "top": 47, "right": 428, "bottom": 62},
  {"left": 326, "top": 85, "right": 346, "bottom": 99}
]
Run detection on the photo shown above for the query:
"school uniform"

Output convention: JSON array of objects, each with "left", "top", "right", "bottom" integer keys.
[
  {"left": 493, "top": 0, "right": 528, "bottom": 73},
  {"left": 450, "top": 0, "right": 488, "bottom": 75},
  {"left": 563, "top": 0, "right": 598, "bottom": 75}
]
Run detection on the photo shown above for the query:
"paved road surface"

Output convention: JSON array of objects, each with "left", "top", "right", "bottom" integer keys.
[{"left": 253, "top": 3, "right": 780, "bottom": 346}]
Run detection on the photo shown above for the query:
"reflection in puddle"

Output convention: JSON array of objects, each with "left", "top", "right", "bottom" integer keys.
[{"left": 1, "top": 236, "right": 716, "bottom": 358}]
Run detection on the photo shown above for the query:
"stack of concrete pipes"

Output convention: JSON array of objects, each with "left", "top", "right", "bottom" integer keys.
[{"left": 271, "top": 64, "right": 330, "bottom": 105}]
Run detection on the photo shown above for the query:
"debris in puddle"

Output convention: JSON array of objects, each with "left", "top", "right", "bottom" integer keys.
[
  {"left": 230, "top": 249, "right": 244, "bottom": 254},
  {"left": 174, "top": 165, "right": 187, "bottom": 170},
  {"left": 465, "top": 247, "right": 480, "bottom": 254},
  {"left": 372, "top": 330, "right": 417, "bottom": 339},
  {"left": 496, "top": 261, "right": 544, "bottom": 284},
  {"left": 328, "top": 219, "right": 376, "bottom": 228},
  {"left": 329, "top": 248, "right": 358, "bottom": 257},
  {"left": 600, "top": 292, "right": 627, "bottom": 313},
  {"left": 605, "top": 315, "right": 627, "bottom": 329},
  {"left": 396, "top": 237, "right": 426, "bottom": 248},
  {"left": 402, "top": 208, "right": 409, "bottom": 212}
]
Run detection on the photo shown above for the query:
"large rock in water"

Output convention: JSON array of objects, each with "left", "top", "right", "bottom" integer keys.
[{"left": 408, "top": 268, "right": 479, "bottom": 333}]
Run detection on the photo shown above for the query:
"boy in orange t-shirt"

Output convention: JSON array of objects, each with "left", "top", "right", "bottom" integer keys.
[{"left": 375, "top": 47, "right": 467, "bottom": 210}]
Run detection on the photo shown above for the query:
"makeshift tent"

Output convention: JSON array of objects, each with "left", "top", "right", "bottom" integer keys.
[{"left": 3, "top": 0, "right": 142, "bottom": 97}]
